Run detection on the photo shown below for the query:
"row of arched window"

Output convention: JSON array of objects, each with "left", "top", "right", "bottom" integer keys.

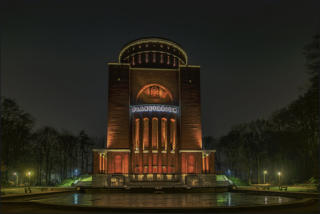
[{"left": 128, "top": 52, "right": 179, "bottom": 67}]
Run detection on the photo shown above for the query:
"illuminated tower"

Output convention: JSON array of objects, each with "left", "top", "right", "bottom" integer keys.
[{"left": 92, "top": 38, "right": 215, "bottom": 187}]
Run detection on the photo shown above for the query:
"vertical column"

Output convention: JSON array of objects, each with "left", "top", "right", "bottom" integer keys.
[
  {"left": 158, "top": 154, "right": 162, "bottom": 174},
  {"left": 202, "top": 154, "right": 206, "bottom": 173},
  {"left": 143, "top": 118, "right": 149, "bottom": 150},
  {"left": 135, "top": 118, "right": 140, "bottom": 151},
  {"left": 152, "top": 118, "right": 159, "bottom": 174},
  {"left": 143, "top": 153, "right": 148, "bottom": 174},
  {"left": 170, "top": 118, "right": 176, "bottom": 152},
  {"left": 162, "top": 153, "right": 167, "bottom": 174},
  {"left": 99, "top": 153, "right": 102, "bottom": 173},
  {"left": 102, "top": 154, "right": 104, "bottom": 172},
  {"left": 99, "top": 153, "right": 106, "bottom": 173},
  {"left": 148, "top": 154, "right": 153, "bottom": 174},
  {"left": 161, "top": 118, "right": 168, "bottom": 151},
  {"left": 153, "top": 52, "right": 156, "bottom": 63},
  {"left": 152, "top": 117, "right": 159, "bottom": 150},
  {"left": 139, "top": 153, "right": 143, "bottom": 174},
  {"left": 153, "top": 154, "right": 157, "bottom": 173},
  {"left": 206, "top": 154, "right": 209, "bottom": 173}
]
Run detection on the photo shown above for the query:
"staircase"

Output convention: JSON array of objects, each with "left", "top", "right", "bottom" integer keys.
[{"left": 127, "top": 180, "right": 185, "bottom": 188}]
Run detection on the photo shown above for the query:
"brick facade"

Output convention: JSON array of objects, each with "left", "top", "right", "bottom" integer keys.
[{"left": 92, "top": 38, "right": 216, "bottom": 187}]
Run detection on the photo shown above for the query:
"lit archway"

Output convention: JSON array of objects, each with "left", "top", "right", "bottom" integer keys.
[{"left": 136, "top": 84, "right": 173, "bottom": 104}]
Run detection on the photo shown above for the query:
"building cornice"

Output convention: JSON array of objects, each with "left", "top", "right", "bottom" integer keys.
[
  {"left": 92, "top": 149, "right": 131, "bottom": 153},
  {"left": 118, "top": 38, "right": 188, "bottom": 64}
]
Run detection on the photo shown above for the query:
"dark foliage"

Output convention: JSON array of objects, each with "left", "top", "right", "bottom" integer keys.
[{"left": 218, "top": 35, "right": 319, "bottom": 185}]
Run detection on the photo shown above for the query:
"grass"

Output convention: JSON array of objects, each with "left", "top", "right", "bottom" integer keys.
[
  {"left": 57, "top": 174, "right": 92, "bottom": 187},
  {"left": 237, "top": 185, "right": 318, "bottom": 192},
  {"left": 269, "top": 186, "right": 318, "bottom": 192},
  {"left": 228, "top": 176, "right": 248, "bottom": 186},
  {"left": 216, "top": 175, "right": 228, "bottom": 182}
]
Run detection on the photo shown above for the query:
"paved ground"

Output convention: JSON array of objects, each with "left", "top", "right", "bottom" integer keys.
[
  {"left": 1, "top": 187, "right": 75, "bottom": 195},
  {"left": 1, "top": 200, "right": 320, "bottom": 214}
]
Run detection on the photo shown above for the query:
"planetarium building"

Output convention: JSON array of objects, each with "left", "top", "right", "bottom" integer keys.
[{"left": 92, "top": 38, "right": 216, "bottom": 188}]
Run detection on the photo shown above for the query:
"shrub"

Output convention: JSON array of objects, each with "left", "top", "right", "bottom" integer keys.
[
  {"left": 228, "top": 176, "right": 248, "bottom": 186},
  {"left": 308, "top": 177, "right": 319, "bottom": 184}
]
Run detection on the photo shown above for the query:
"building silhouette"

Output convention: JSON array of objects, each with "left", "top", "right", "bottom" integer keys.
[{"left": 92, "top": 38, "right": 216, "bottom": 188}]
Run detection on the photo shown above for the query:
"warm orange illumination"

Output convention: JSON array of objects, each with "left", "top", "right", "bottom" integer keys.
[
  {"left": 206, "top": 155, "right": 209, "bottom": 173},
  {"left": 143, "top": 154, "right": 148, "bottom": 173},
  {"left": 102, "top": 154, "right": 105, "bottom": 172},
  {"left": 202, "top": 155, "right": 206, "bottom": 173},
  {"left": 170, "top": 118, "right": 176, "bottom": 151},
  {"left": 105, "top": 154, "right": 107, "bottom": 173},
  {"left": 114, "top": 155, "right": 122, "bottom": 174},
  {"left": 152, "top": 117, "right": 159, "bottom": 149},
  {"left": 135, "top": 118, "right": 140, "bottom": 150},
  {"left": 132, "top": 56, "right": 135, "bottom": 66},
  {"left": 136, "top": 84, "right": 173, "bottom": 103},
  {"left": 143, "top": 118, "right": 149, "bottom": 150},
  {"left": 99, "top": 153, "right": 102, "bottom": 172},
  {"left": 161, "top": 118, "right": 167, "bottom": 150},
  {"left": 152, "top": 154, "right": 158, "bottom": 173},
  {"left": 187, "top": 155, "right": 195, "bottom": 173}
]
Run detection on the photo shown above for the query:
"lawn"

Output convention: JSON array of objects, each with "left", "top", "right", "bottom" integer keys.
[
  {"left": 58, "top": 174, "right": 92, "bottom": 187},
  {"left": 237, "top": 185, "right": 318, "bottom": 192}
]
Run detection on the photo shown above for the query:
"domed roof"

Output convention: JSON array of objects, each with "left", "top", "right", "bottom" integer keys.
[{"left": 118, "top": 37, "right": 188, "bottom": 68}]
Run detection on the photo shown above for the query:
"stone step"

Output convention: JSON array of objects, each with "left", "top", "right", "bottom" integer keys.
[{"left": 127, "top": 181, "right": 184, "bottom": 187}]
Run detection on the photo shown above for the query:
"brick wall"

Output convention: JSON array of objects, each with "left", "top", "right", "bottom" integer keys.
[
  {"left": 180, "top": 66, "right": 202, "bottom": 149},
  {"left": 107, "top": 64, "right": 130, "bottom": 149},
  {"left": 92, "top": 151, "right": 100, "bottom": 174}
]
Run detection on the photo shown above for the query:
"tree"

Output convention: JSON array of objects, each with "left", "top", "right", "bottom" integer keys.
[
  {"left": 219, "top": 35, "right": 319, "bottom": 184},
  {"left": 33, "top": 127, "right": 59, "bottom": 185},
  {"left": 0, "top": 97, "right": 34, "bottom": 185},
  {"left": 78, "top": 130, "right": 94, "bottom": 175}
]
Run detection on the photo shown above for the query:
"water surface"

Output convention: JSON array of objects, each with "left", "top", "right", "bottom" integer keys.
[{"left": 30, "top": 192, "right": 297, "bottom": 208}]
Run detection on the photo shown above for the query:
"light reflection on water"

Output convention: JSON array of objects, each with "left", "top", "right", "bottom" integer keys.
[
  {"left": 227, "top": 192, "right": 231, "bottom": 206},
  {"left": 73, "top": 193, "right": 79, "bottom": 205},
  {"left": 31, "top": 192, "right": 295, "bottom": 208}
]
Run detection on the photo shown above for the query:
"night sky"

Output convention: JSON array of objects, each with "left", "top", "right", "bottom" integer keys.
[{"left": 2, "top": 1, "right": 320, "bottom": 139}]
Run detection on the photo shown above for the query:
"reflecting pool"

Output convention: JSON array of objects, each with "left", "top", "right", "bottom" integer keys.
[{"left": 29, "top": 192, "right": 297, "bottom": 208}]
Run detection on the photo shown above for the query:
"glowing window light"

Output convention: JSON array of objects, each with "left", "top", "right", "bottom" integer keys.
[
  {"left": 132, "top": 56, "right": 135, "bottom": 66},
  {"left": 131, "top": 105, "right": 179, "bottom": 114}
]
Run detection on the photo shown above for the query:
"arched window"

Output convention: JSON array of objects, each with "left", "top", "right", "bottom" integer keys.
[{"left": 136, "top": 84, "right": 173, "bottom": 104}]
